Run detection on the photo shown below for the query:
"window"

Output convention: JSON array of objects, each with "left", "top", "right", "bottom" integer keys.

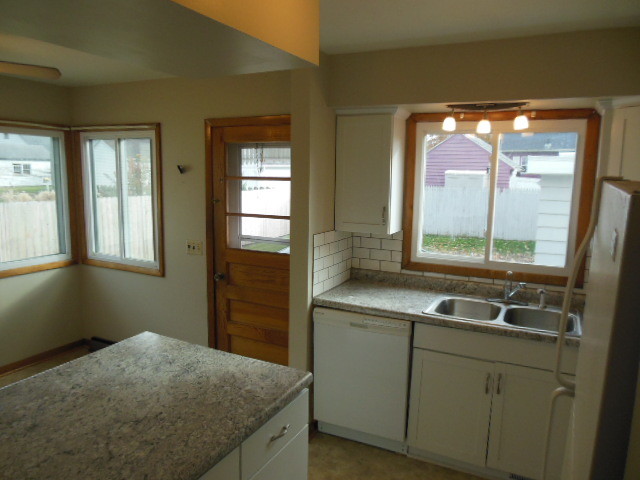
[
  {"left": 226, "top": 143, "right": 291, "bottom": 254},
  {"left": 0, "top": 126, "right": 72, "bottom": 276},
  {"left": 79, "top": 126, "right": 163, "bottom": 275},
  {"left": 403, "top": 110, "right": 600, "bottom": 285}
]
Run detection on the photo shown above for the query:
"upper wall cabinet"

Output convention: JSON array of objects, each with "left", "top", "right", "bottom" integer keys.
[
  {"left": 609, "top": 104, "right": 640, "bottom": 181},
  {"left": 335, "top": 110, "right": 407, "bottom": 235}
]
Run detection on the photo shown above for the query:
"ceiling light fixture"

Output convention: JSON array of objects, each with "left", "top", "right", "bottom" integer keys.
[
  {"left": 442, "top": 102, "right": 529, "bottom": 134},
  {"left": 514, "top": 107, "right": 529, "bottom": 130},
  {"left": 476, "top": 108, "right": 491, "bottom": 134},
  {"left": 442, "top": 108, "right": 456, "bottom": 132}
]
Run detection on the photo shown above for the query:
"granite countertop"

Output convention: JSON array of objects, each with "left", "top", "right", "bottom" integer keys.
[
  {"left": 0, "top": 332, "right": 312, "bottom": 480},
  {"left": 313, "top": 272, "right": 580, "bottom": 347}
]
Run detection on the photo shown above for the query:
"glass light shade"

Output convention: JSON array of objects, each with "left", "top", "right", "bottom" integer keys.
[
  {"left": 476, "top": 119, "right": 491, "bottom": 134},
  {"left": 442, "top": 115, "right": 456, "bottom": 132},
  {"left": 514, "top": 114, "right": 529, "bottom": 130}
]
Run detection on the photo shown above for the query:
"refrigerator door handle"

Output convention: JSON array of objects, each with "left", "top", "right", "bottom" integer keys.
[{"left": 542, "top": 386, "right": 575, "bottom": 480}]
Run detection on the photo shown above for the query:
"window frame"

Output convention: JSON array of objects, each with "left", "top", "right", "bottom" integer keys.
[
  {"left": 402, "top": 109, "right": 600, "bottom": 286},
  {"left": 0, "top": 122, "right": 76, "bottom": 279},
  {"left": 76, "top": 124, "right": 164, "bottom": 276}
]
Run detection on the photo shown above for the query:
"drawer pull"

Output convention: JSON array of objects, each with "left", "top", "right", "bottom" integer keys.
[{"left": 269, "top": 424, "right": 290, "bottom": 442}]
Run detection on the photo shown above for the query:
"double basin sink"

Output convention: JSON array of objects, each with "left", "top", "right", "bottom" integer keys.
[{"left": 423, "top": 296, "right": 581, "bottom": 337}]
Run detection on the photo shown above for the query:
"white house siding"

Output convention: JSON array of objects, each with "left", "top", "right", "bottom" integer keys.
[{"left": 533, "top": 174, "right": 574, "bottom": 267}]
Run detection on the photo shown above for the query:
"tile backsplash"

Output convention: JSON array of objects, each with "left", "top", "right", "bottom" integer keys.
[
  {"left": 312, "top": 231, "right": 353, "bottom": 296},
  {"left": 313, "top": 229, "right": 588, "bottom": 297}
]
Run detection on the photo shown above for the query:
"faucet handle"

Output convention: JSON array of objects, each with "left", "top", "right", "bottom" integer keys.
[{"left": 506, "top": 271, "right": 513, "bottom": 279}]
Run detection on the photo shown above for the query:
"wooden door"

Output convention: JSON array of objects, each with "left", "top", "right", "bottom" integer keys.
[
  {"left": 487, "top": 364, "right": 573, "bottom": 480},
  {"left": 207, "top": 116, "right": 291, "bottom": 365},
  {"left": 407, "top": 349, "right": 494, "bottom": 467}
]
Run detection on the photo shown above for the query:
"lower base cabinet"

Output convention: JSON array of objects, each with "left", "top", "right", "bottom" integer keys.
[
  {"left": 408, "top": 350, "right": 572, "bottom": 480},
  {"left": 199, "top": 389, "right": 309, "bottom": 480}
]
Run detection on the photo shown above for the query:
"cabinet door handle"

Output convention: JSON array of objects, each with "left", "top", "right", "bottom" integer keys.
[
  {"left": 382, "top": 206, "right": 387, "bottom": 226},
  {"left": 269, "top": 424, "right": 290, "bottom": 442},
  {"left": 496, "top": 373, "right": 503, "bottom": 395},
  {"left": 485, "top": 373, "right": 491, "bottom": 394}
]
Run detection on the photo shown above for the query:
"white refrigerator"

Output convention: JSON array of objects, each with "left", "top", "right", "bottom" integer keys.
[{"left": 558, "top": 180, "right": 640, "bottom": 479}]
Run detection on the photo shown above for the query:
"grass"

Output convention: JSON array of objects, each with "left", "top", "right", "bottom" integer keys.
[
  {"left": 244, "top": 242, "right": 289, "bottom": 253},
  {"left": 423, "top": 234, "right": 535, "bottom": 262}
]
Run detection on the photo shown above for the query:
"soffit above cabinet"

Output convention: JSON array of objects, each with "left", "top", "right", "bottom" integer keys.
[{"left": 0, "top": 0, "right": 317, "bottom": 84}]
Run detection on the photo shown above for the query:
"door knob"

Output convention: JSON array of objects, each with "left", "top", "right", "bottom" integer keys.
[{"left": 213, "top": 272, "right": 225, "bottom": 281}]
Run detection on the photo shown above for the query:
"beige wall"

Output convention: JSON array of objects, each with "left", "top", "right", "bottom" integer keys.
[
  {"left": 328, "top": 28, "right": 640, "bottom": 107},
  {"left": 0, "top": 76, "right": 82, "bottom": 366},
  {"left": 71, "top": 73, "right": 291, "bottom": 346},
  {"left": 289, "top": 64, "right": 336, "bottom": 371}
]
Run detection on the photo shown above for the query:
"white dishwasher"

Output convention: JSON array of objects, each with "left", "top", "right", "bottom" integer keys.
[{"left": 313, "top": 306, "right": 411, "bottom": 453}]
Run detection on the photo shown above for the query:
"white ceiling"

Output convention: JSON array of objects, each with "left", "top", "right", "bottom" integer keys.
[
  {"left": 320, "top": 0, "right": 640, "bottom": 54},
  {"left": 0, "top": 33, "right": 173, "bottom": 87},
  {"left": 0, "top": 0, "right": 639, "bottom": 86}
]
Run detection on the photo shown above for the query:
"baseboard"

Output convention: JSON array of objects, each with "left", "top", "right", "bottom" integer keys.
[
  {"left": 318, "top": 421, "right": 408, "bottom": 454},
  {"left": 0, "top": 339, "right": 88, "bottom": 376}
]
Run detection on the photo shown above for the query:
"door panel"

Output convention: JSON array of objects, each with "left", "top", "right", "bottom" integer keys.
[
  {"left": 208, "top": 116, "right": 291, "bottom": 365},
  {"left": 407, "top": 349, "right": 493, "bottom": 467}
]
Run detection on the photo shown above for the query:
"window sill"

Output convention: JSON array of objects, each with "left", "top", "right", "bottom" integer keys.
[
  {"left": 0, "top": 259, "right": 77, "bottom": 279},
  {"left": 82, "top": 258, "right": 164, "bottom": 277},
  {"left": 401, "top": 259, "right": 583, "bottom": 288}
]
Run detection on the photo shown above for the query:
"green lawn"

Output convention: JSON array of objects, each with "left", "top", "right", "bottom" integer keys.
[
  {"left": 423, "top": 234, "right": 535, "bottom": 262},
  {"left": 244, "top": 242, "right": 289, "bottom": 253}
]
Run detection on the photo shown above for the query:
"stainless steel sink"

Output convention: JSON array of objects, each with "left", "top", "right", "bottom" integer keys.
[
  {"left": 423, "top": 295, "right": 581, "bottom": 337},
  {"left": 503, "top": 307, "right": 581, "bottom": 336},
  {"left": 425, "top": 297, "right": 502, "bottom": 321}
]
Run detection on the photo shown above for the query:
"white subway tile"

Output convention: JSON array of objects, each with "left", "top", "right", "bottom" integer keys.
[
  {"left": 381, "top": 239, "right": 402, "bottom": 251},
  {"left": 391, "top": 251, "right": 402, "bottom": 263},
  {"left": 341, "top": 249, "right": 351, "bottom": 261},
  {"left": 333, "top": 252, "right": 342, "bottom": 265},
  {"left": 358, "top": 233, "right": 371, "bottom": 238},
  {"left": 338, "top": 239, "right": 349, "bottom": 252},
  {"left": 321, "top": 256, "right": 333, "bottom": 269},
  {"left": 423, "top": 271, "right": 446, "bottom": 279},
  {"left": 313, "top": 247, "right": 320, "bottom": 259},
  {"left": 370, "top": 249, "right": 391, "bottom": 261},
  {"left": 372, "top": 233, "right": 391, "bottom": 239},
  {"left": 347, "top": 258, "right": 352, "bottom": 269},
  {"left": 347, "top": 237, "right": 353, "bottom": 249},
  {"left": 313, "top": 282, "right": 325, "bottom": 296},
  {"left": 392, "top": 231, "right": 404, "bottom": 240},
  {"left": 352, "top": 237, "right": 361, "bottom": 248},
  {"left": 380, "top": 261, "right": 401, "bottom": 273},
  {"left": 445, "top": 274, "right": 470, "bottom": 281},
  {"left": 361, "top": 237, "right": 381, "bottom": 249},
  {"left": 470, "top": 276, "right": 494, "bottom": 284},
  {"left": 351, "top": 258, "right": 360, "bottom": 268},
  {"left": 353, "top": 247, "right": 370, "bottom": 259},
  {"left": 324, "top": 231, "right": 336, "bottom": 243},
  {"left": 360, "top": 259, "right": 381, "bottom": 270},
  {"left": 319, "top": 244, "right": 330, "bottom": 258},
  {"left": 313, "top": 260, "right": 322, "bottom": 273},
  {"left": 313, "top": 232, "right": 325, "bottom": 247},
  {"left": 401, "top": 269, "right": 423, "bottom": 276},
  {"left": 329, "top": 242, "right": 339, "bottom": 254}
]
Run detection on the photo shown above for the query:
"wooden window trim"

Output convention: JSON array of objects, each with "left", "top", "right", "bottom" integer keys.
[
  {"left": 402, "top": 109, "right": 600, "bottom": 287},
  {"left": 73, "top": 124, "right": 165, "bottom": 277},
  {"left": 0, "top": 123, "right": 79, "bottom": 279}
]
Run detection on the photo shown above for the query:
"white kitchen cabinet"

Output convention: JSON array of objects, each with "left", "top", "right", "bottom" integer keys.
[
  {"left": 249, "top": 425, "right": 309, "bottom": 480},
  {"left": 609, "top": 105, "right": 640, "bottom": 180},
  {"left": 198, "top": 389, "right": 309, "bottom": 480},
  {"left": 407, "top": 349, "right": 493, "bottom": 467},
  {"left": 487, "top": 364, "right": 572, "bottom": 480},
  {"left": 335, "top": 111, "right": 406, "bottom": 234},
  {"left": 408, "top": 324, "right": 577, "bottom": 480}
]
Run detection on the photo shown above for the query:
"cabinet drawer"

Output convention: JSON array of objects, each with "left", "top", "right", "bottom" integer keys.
[
  {"left": 241, "top": 389, "right": 309, "bottom": 480},
  {"left": 249, "top": 425, "right": 309, "bottom": 480}
]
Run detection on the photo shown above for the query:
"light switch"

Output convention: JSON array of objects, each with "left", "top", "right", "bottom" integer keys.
[{"left": 186, "top": 240, "right": 203, "bottom": 255}]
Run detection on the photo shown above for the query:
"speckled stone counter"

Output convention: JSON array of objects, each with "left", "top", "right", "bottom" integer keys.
[
  {"left": 0, "top": 332, "right": 312, "bottom": 480},
  {"left": 313, "top": 272, "right": 580, "bottom": 347}
]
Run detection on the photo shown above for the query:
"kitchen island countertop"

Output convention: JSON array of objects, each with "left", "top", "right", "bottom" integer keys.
[{"left": 0, "top": 332, "right": 312, "bottom": 480}]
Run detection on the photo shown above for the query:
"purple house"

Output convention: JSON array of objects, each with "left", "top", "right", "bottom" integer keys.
[{"left": 425, "top": 134, "right": 519, "bottom": 189}]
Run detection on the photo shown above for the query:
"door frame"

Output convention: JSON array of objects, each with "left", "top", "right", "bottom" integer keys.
[{"left": 204, "top": 115, "right": 291, "bottom": 348}]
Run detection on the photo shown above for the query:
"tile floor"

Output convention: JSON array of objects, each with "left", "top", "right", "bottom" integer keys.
[{"left": 1, "top": 347, "right": 483, "bottom": 480}]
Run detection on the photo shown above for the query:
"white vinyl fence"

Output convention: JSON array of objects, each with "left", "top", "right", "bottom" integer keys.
[
  {"left": 0, "top": 201, "right": 61, "bottom": 262},
  {"left": 240, "top": 188, "right": 290, "bottom": 238},
  {"left": 423, "top": 186, "right": 540, "bottom": 241}
]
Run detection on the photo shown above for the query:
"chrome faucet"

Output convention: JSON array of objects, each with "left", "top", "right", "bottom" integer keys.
[
  {"left": 537, "top": 288, "right": 548, "bottom": 309},
  {"left": 487, "top": 271, "right": 528, "bottom": 305}
]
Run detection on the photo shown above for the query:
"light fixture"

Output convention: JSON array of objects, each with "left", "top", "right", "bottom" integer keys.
[
  {"left": 442, "top": 102, "right": 529, "bottom": 134},
  {"left": 476, "top": 109, "right": 491, "bottom": 134},
  {"left": 514, "top": 107, "right": 529, "bottom": 130},
  {"left": 442, "top": 108, "right": 456, "bottom": 132}
]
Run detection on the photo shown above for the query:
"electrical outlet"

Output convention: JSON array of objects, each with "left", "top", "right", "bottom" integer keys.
[{"left": 186, "top": 240, "right": 203, "bottom": 255}]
